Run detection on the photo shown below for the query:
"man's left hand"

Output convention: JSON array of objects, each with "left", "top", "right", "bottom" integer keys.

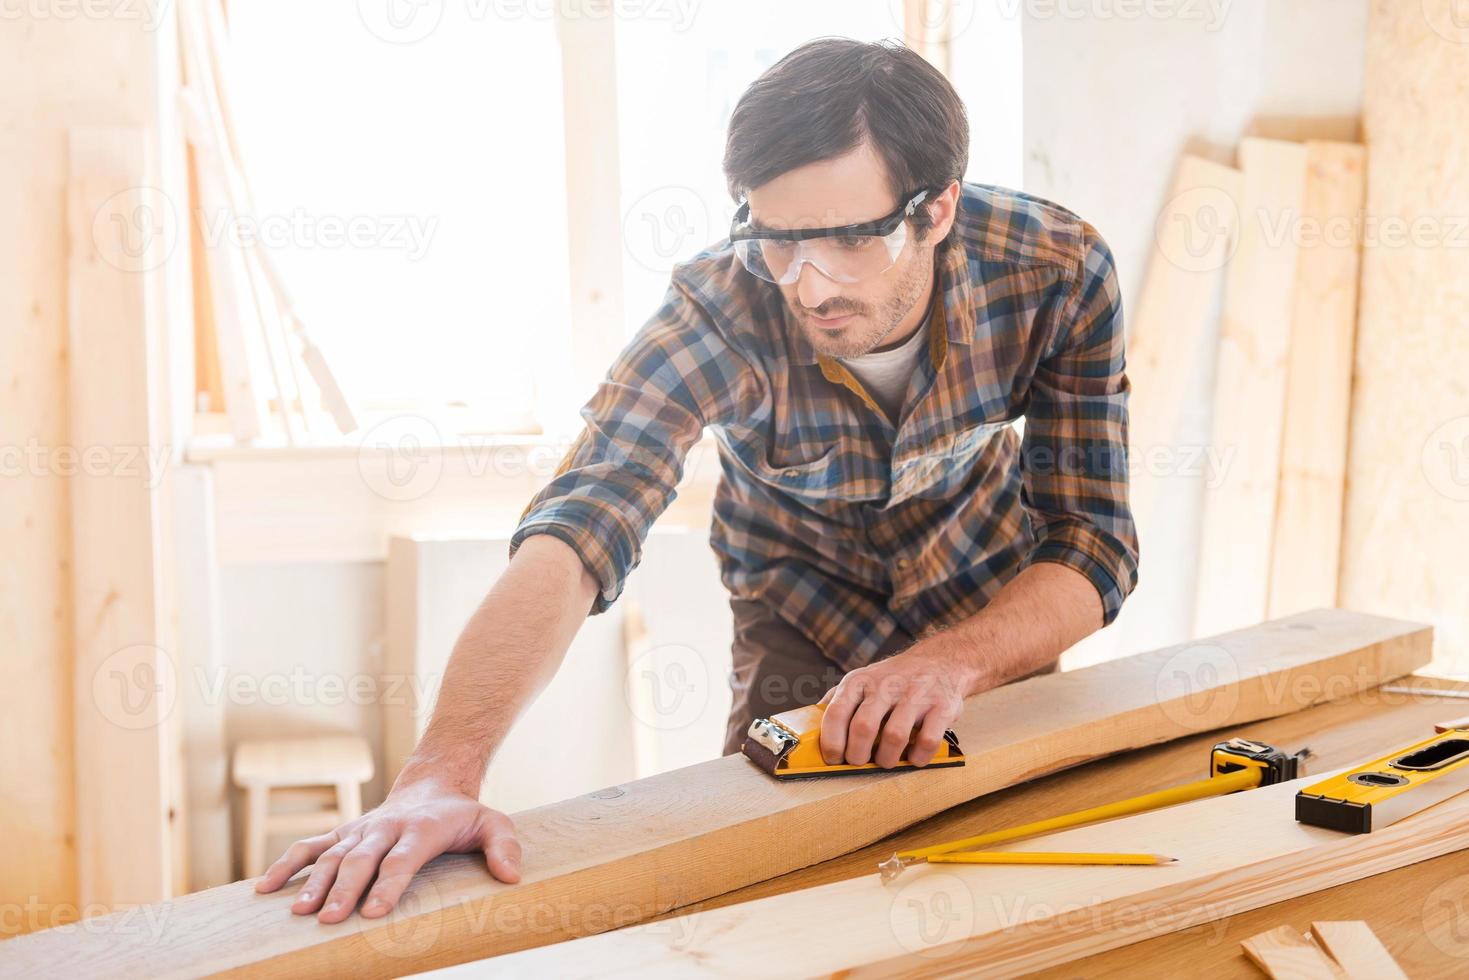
[{"left": 817, "top": 638, "right": 980, "bottom": 769}]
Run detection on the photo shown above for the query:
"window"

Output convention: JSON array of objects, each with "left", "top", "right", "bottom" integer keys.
[
  {"left": 219, "top": 1, "right": 1021, "bottom": 441},
  {"left": 227, "top": 3, "right": 570, "bottom": 433}
]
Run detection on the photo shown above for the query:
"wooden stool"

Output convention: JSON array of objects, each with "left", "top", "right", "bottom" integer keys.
[{"left": 233, "top": 735, "right": 375, "bottom": 878}]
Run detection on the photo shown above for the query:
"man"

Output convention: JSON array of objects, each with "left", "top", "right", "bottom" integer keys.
[{"left": 257, "top": 37, "right": 1138, "bottom": 923}]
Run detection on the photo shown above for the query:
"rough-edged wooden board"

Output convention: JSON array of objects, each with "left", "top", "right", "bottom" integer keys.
[
  {"left": 1, "top": 610, "right": 1430, "bottom": 977},
  {"left": 1266, "top": 142, "right": 1365, "bottom": 620},
  {"left": 1309, "top": 921, "right": 1407, "bottom": 980},
  {"left": 1242, "top": 925, "right": 1345, "bottom": 979},
  {"left": 66, "top": 126, "right": 176, "bottom": 909},
  {"left": 1194, "top": 138, "right": 1309, "bottom": 639},
  {"left": 471, "top": 766, "right": 1469, "bottom": 979},
  {"left": 1340, "top": 1, "right": 1469, "bottom": 675},
  {"left": 1126, "top": 155, "right": 1244, "bottom": 537}
]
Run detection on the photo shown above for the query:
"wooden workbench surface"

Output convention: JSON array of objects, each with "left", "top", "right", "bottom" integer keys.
[{"left": 654, "top": 676, "right": 1469, "bottom": 978}]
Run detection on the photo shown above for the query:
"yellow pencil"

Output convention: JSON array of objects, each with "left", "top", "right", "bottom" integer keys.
[{"left": 926, "top": 851, "right": 1175, "bottom": 866}]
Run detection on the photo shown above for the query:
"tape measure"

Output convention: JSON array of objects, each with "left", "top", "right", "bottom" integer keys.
[{"left": 1296, "top": 728, "right": 1469, "bottom": 833}]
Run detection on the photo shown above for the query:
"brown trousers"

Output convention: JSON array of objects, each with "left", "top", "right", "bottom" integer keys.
[{"left": 722, "top": 596, "right": 1056, "bottom": 755}]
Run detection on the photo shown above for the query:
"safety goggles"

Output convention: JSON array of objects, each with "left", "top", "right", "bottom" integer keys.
[{"left": 729, "top": 187, "right": 933, "bottom": 285}]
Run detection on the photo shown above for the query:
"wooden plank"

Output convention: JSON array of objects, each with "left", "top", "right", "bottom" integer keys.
[
  {"left": 1266, "top": 142, "right": 1365, "bottom": 620},
  {"left": 0, "top": 126, "right": 79, "bottom": 939},
  {"left": 1194, "top": 138, "right": 1309, "bottom": 638},
  {"left": 66, "top": 126, "right": 176, "bottom": 909},
  {"left": 1309, "top": 921, "right": 1407, "bottom": 980},
  {"left": 1125, "top": 155, "right": 1244, "bottom": 539},
  {"left": 2, "top": 609, "right": 1432, "bottom": 977},
  {"left": 1340, "top": 1, "right": 1469, "bottom": 676},
  {"left": 555, "top": 2, "right": 625, "bottom": 426},
  {"left": 173, "top": 463, "right": 233, "bottom": 890},
  {"left": 1241, "top": 925, "right": 1345, "bottom": 980},
  {"left": 472, "top": 767, "right": 1469, "bottom": 978}
]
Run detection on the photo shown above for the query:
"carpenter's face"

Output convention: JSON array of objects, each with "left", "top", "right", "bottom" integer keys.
[{"left": 743, "top": 141, "right": 955, "bottom": 358}]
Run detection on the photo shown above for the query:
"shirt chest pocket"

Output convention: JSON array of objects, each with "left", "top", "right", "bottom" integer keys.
[
  {"left": 891, "top": 416, "right": 1016, "bottom": 504},
  {"left": 719, "top": 430, "right": 885, "bottom": 504}
]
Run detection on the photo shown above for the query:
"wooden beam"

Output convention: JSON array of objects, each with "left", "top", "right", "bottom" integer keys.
[
  {"left": 1309, "top": 921, "right": 1408, "bottom": 980},
  {"left": 554, "top": 0, "right": 625, "bottom": 427},
  {"left": 1340, "top": 1, "right": 1469, "bottom": 675},
  {"left": 472, "top": 767, "right": 1469, "bottom": 978},
  {"left": 1242, "top": 925, "right": 1346, "bottom": 980},
  {"left": 3, "top": 610, "right": 1431, "bottom": 976},
  {"left": 66, "top": 126, "right": 177, "bottom": 909},
  {"left": 172, "top": 463, "right": 233, "bottom": 890},
  {"left": 1267, "top": 141, "right": 1365, "bottom": 619},
  {"left": 1125, "top": 155, "right": 1243, "bottom": 539},
  {"left": 1194, "top": 138, "right": 1309, "bottom": 638}
]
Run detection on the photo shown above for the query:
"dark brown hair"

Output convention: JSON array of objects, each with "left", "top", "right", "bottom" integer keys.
[{"left": 722, "top": 38, "right": 969, "bottom": 242}]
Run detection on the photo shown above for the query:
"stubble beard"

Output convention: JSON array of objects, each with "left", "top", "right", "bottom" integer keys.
[{"left": 794, "top": 243, "right": 935, "bottom": 360}]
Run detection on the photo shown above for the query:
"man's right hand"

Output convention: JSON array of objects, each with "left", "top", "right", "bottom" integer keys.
[{"left": 253, "top": 776, "right": 522, "bottom": 923}]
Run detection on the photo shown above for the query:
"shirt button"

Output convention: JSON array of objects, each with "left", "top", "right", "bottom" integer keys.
[{"left": 896, "top": 557, "right": 911, "bottom": 569}]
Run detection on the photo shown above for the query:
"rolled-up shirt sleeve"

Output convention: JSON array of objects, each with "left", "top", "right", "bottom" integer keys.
[
  {"left": 1018, "top": 222, "right": 1140, "bottom": 623},
  {"left": 509, "top": 278, "right": 748, "bottom": 614}
]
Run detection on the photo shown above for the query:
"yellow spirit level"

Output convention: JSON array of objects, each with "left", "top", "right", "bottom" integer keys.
[{"left": 1296, "top": 728, "right": 1469, "bottom": 833}]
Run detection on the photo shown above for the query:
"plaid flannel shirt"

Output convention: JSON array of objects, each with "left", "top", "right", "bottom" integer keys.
[{"left": 510, "top": 181, "right": 1138, "bottom": 671}]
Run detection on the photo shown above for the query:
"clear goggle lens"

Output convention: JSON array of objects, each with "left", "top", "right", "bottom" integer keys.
[{"left": 732, "top": 221, "right": 909, "bottom": 285}]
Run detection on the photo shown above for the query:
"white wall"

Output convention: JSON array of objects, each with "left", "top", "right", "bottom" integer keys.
[{"left": 1018, "top": 0, "right": 1367, "bottom": 658}]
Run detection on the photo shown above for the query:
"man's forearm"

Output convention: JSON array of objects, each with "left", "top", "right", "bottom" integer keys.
[
  {"left": 396, "top": 533, "right": 600, "bottom": 795},
  {"left": 927, "top": 561, "right": 1103, "bottom": 695}
]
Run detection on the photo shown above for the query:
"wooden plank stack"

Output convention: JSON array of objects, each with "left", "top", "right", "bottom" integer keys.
[{"left": 1128, "top": 137, "right": 1366, "bottom": 641}]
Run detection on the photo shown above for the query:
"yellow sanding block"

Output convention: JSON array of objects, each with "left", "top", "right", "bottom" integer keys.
[{"left": 742, "top": 703, "right": 965, "bottom": 779}]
